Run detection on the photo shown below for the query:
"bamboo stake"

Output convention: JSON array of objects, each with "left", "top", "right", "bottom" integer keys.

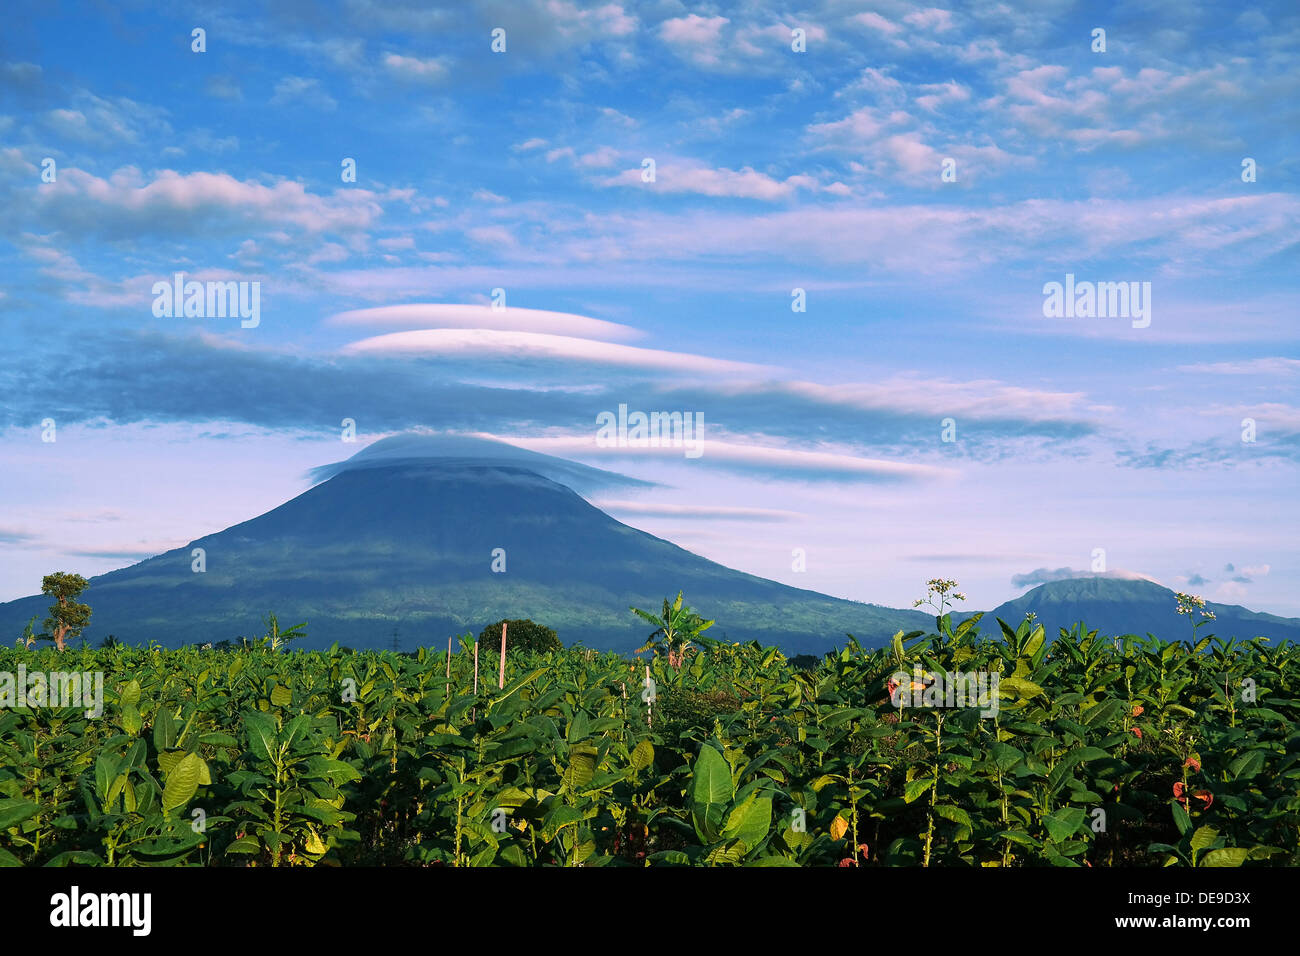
[
  {"left": 445, "top": 635, "right": 452, "bottom": 698},
  {"left": 472, "top": 640, "right": 479, "bottom": 722},
  {"left": 499, "top": 621, "right": 508, "bottom": 690}
]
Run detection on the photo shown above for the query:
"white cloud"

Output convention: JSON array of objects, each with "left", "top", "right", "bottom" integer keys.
[
  {"left": 340, "top": 328, "right": 767, "bottom": 375},
  {"left": 28, "top": 167, "right": 385, "bottom": 237},
  {"left": 577, "top": 146, "right": 622, "bottom": 168},
  {"left": 904, "top": 8, "right": 955, "bottom": 32},
  {"left": 915, "top": 80, "right": 971, "bottom": 111},
  {"left": 270, "top": 76, "right": 337, "bottom": 110},
  {"left": 591, "top": 501, "right": 803, "bottom": 521},
  {"left": 382, "top": 53, "right": 449, "bottom": 84},
  {"left": 1177, "top": 358, "right": 1300, "bottom": 376},
  {"left": 514, "top": 433, "right": 955, "bottom": 482},
  {"left": 603, "top": 161, "right": 820, "bottom": 200},
  {"left": 658, "top": 14, "right": 730, "bottom": 67},
  {"left": 327, "top": 303, "right": 642, "bottom": 342},
  {"left": 854, "top": 12, "right": 899, "bottom": 34}
]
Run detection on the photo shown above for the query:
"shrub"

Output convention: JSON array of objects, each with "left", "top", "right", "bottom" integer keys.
[{"left": 478, "top": 618, "right": 561, "bottom": 654}]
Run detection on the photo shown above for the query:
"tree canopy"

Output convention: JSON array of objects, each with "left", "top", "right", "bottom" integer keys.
[
  {"left": 41, "top": 572, "right": 91, "bottom": 651},
  {"left": 478, "top": 618, "right": 561, "bottom": 654}
]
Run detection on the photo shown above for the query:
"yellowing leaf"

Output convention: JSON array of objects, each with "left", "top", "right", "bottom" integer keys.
[
  {"left": 303, "top": 827, "right": 327, "bottom": 855},
  {"left": 830, "top": 814, "right": 849, "bottom": 841}
]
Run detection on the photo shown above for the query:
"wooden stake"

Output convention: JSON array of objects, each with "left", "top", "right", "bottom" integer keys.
[
  {"left": 499, "top": 621, "right": 508, "bottom": 690},
  {"left": 445, "top": 635, "right": 452, "bottom": 699}
]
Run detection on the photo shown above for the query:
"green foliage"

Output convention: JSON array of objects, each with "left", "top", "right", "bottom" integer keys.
[
  {"left": 630, "top": 591, "right": 714, "bottom": 664},
  {"left": 478, "top": 619, "right": 561, "bottom": 654},
  {"left": 40, "top": 572, "right": 91, "bottom": 651},
  {"left": 0, "top": 606, "right": 1296, "bottom": 867},
  {"left": 238, "top": 613, "right": 307, "bottom": 653}
]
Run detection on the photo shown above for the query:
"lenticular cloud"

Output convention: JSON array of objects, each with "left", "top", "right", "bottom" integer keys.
[{"left": 307, "top": 431, "right": 656, "bottom": 495}]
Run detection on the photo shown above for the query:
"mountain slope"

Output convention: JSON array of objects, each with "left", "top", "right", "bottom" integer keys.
[
  {"left": 983, "top": 577, "right": 1300, "bottom": 642},
  {"left": 0, "top": 460, "right": 930, "bottom": 653}
]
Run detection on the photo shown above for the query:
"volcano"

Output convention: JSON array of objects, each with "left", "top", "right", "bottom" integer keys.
[
  {"left": 981, "top": 576, "right": 1300, "bottom": 644},
  {"left": 0, "top": 436, "right": 931, "bottom": 653}
]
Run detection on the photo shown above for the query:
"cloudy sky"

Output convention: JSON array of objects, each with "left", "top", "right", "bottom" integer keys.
[{"left": 1, "top": 0, "right": 1297, "bottom": 618}]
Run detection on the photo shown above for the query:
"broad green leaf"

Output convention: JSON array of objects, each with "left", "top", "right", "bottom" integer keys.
[
  {"left": 153, "top": 708, "right": 177, "bottom": 752},
  {"left": 225, "top": 836, "right": 261, "bottom": 855},
  {"left": 934, "top": 804, "right": 973, "bottom": 829},
  {"left": 162, "top": 753, "right": 203, "bottom": 814},
  {"left": 811, "top": 774, "right": 843, "bottom": 792},
  {"left": 1189, "top": 826, "right": 1219, "bottom": 854},
  {"left": 121, "top": 703, "right": 142, "bottom": 736},
  {"left": 1022, "top": 625, "right": 1046, "bottom": 662},
  {"left": 305, "top": 756, "right": 361, "bottom": 786},
  {"left": 561, "top": 747, "right": 597, "bottom": 792},
  {"left": 704, "top": 840, "right": 747, "bottom": 866},
  {"left": 566, "top": 711, "right": 591, "bottom": 742},
  {"left": 648, "top": 849, "right": 692, "bottom": 866},
  {"left": 119, "top": 679, "right": 141, "bottom": 707},
  {"left": 280, "top": 714, "right": 312, "bottom": 751},
  {"left": 722, "top": 794, "right": 772, "bottom": 849},
  {"left": 1081, "top": 698, "right": 1124, "bottom": 728},
  {"left": 270, "top": 683, "right": 292, "bottom": 707},
  {"left": 1200, "top": 848, "right": 1249, "bottom": 868},
  {"left": 244, "top": 710, "right": 279, "bottom": 763},
  {"left": 94, "top": 754, "right": 116, "bottom": 801},
  {"left": 1043, "top": 807, "right": 1086, "bottom": 843},
  {"left": 0, "top": 799, "right": 38, "bottom": 830},
  {"left": 989, "top": 742, "right": 1025, "bottom": 773},
  {"left": 631, "top": 739, "right": 654, "bottom": 772},
  {"left": 904, "top": 776, "right": 935, "bottom": 804},
  {"left": 1228, "top": 750, "right": 1265, "bottom": 780},
  {"left": 1171, "top": 799, "right": 1191, "bottom": 836},
  {"left": 1000, "top": 676, "right": 1045, "bottom": 699},
  {"left": 690, "top": 744, "right": 734, "bottom": 843}
]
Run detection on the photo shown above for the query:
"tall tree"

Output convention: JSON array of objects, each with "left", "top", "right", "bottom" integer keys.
[{"left": 41, "top": 572, "right": 91, "bottom": 651}]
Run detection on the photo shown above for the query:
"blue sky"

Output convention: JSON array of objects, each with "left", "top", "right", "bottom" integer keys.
[{"left": 1, "top": 0, "right": 1297, "bottom": 617}]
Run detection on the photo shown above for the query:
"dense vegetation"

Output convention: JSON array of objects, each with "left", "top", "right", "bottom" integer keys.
[
  {"left": 1, "top": 607, "right": 1296, "bottom": 867},
  {"left": 477, "top": 619, "right": 561, "bottom": 655}
]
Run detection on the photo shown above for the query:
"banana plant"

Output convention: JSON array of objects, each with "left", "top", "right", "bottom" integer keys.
[{"left": 631, "top": 592, "right": 714, "bottom": 668}]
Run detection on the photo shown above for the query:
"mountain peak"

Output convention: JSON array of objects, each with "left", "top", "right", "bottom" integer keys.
[
  {"left": 306, "top": 431, "right": 653, "bottom": 496},
  {"left": 990, "top": 576, "right": 1299, "bottom": 641}
]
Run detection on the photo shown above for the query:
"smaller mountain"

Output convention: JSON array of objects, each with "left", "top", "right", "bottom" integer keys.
[{"left": 981, "top": 577, "right": 1300, "bottom": 642}]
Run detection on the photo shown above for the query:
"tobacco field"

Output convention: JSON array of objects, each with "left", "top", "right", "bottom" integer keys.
[{"left": 1, "top": 613, "right": 1297, "bottom": 867}]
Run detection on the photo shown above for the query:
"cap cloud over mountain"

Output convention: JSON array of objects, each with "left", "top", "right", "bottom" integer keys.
[{"left": 307, "top": 433, "right": 656, "bottom": 495}]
